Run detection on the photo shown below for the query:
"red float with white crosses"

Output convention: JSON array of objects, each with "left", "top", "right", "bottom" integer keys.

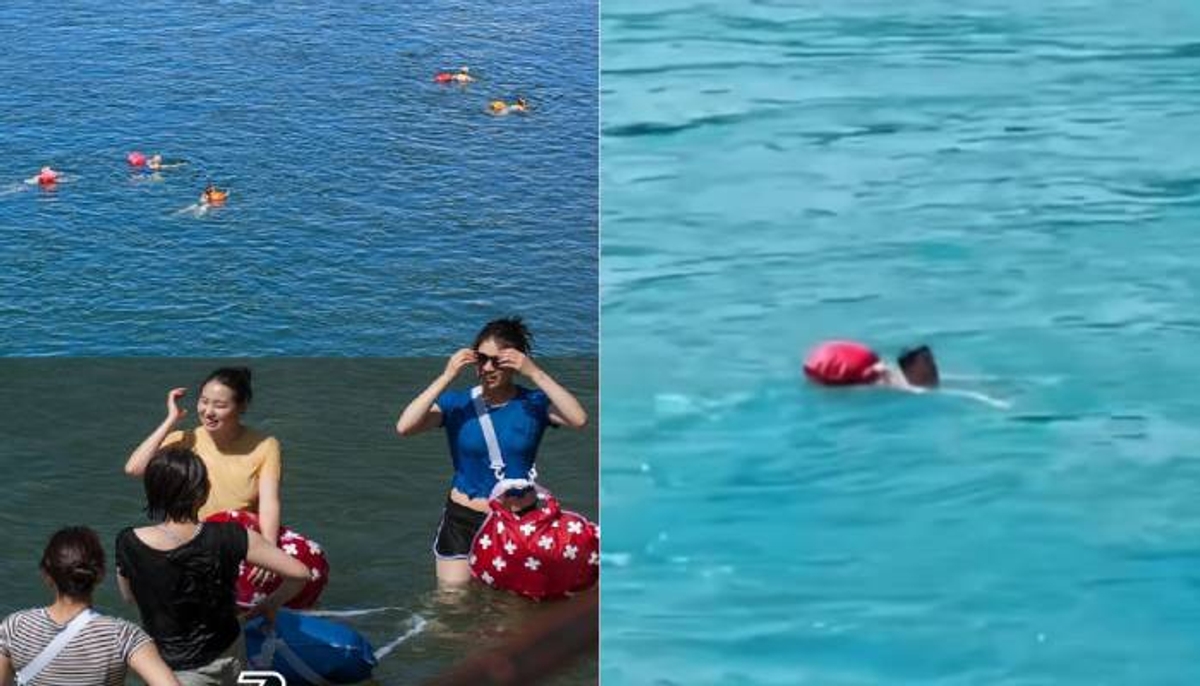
[
  {"left": 468, "top": 479, "right": 599, "bottom": 600},
  {"left": 204, "top": 509, "right": 330, "bottom": 610}
]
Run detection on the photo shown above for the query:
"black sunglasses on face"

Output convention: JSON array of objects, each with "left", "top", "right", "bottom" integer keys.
[{"left": 475, "top": 352, "right": 503, "bottom": 368}]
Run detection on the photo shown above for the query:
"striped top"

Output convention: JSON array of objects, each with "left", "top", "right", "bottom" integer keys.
[{"left": 0, "top": 608, "right": 151, "bottom": 686}]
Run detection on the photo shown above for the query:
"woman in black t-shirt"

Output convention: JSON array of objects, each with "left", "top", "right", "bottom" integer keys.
[{"left": 116, "top": 447, "right": 310, "bottom": 683}]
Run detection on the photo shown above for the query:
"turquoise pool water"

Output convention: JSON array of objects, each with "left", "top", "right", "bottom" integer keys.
[{"left": 602, "top": 1, "right": 1200, "bottom": 683}]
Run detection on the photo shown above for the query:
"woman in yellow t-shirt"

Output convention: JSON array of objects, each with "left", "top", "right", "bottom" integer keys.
[{"left": 124, "top": 367, "right": 282, "bottom": 580}]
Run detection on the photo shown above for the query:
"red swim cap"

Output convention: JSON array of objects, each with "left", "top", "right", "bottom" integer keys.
[
  {"left": 803, "top": 340, "right": 882, "bottom": 386},
  {"left": 37, "top": 168, "right": 59, "bottom": 185},
  {"left": 127, "top": 151, "right": 146, "bottom": 167}
]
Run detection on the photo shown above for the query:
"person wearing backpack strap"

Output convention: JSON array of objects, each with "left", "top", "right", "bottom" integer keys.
[
  {"left": 0, "top": 526, "right": 179, "bottom": 686},
  {"left": 397, "top": 316, "right": 589, "bottom": 585}
]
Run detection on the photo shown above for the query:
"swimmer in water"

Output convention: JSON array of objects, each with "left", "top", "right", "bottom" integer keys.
[
  {"left": 147, "top": 154, "right": 186, "bottom": 171},
  {"left": 200, "top": 183, "right": 228, "bottom": 206},
  {"left": 26, "top": 166, "right": 61, "bottom": 186},
  {"left": 435, "top": 66, "right": 474, "bottom": 84},
  {"left": 804, "top": 340, "right": 1010, "bottom": 408},
  {"left": 804, "top": 341, "right": 939, "bottom": 391},
  {"left": 489, "top": 97, "right": 529, "bottom": 116}
]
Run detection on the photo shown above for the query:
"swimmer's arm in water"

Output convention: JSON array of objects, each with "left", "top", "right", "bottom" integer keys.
[{"left": 939, "top": 388, "right": 1012, "bottom": 409}]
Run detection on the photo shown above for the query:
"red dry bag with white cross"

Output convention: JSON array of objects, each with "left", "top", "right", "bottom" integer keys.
[{"left": 469, "top": 481, "right": 599, "bottom": 601}]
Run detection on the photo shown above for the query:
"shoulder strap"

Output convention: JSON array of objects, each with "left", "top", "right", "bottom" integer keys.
[
  {"left": 471, "top": 386, "right": 539, "bottom": 485},
  {"left": 470, "top": 386, "right": 507, "bottom": 481},
  {"left": 17, "top": 609, "right": 98, "bottom": 686}
]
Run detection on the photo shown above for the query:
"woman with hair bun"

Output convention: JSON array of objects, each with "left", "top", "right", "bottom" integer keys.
[
  {"left": 124, "top": 367, "right": 283, "bottom": 582},
  {"left": 396, "top": 316, "right": 589, "bottom": 585},
  {"left": 0, "top": 526, "right": 179, "bottom": 686}
]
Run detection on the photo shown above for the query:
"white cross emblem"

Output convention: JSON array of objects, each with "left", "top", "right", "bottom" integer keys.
[
  {"left": 525, "top": 557, "right": 542, "bottom": 571},
  {"left": 306, "top": 540, "right": 322, "bottom": 554},
  {"left": 504, "top": 541, "right": 517, "bottom": 555},
  {"left": 282, "top": 543, "right": 299, "bottom": 556},
  {"left": 310, "top": 568, "right": 322, "bottom": 580},
  {"left": 520, "top": 523, "right": 536, "bottom": 537},
  {"left": 479, "top": 534, "right": 492, "bottom": 549},
  {"left": 538, "top": 535, "right": 554, "bottom": 550},
  {"left": 496, "top": 522, "right": 505, "bottom": 533},
  {"left": 567, "top": 521, "right": 583, "bottom": 535},
  {"left": 481, "top": 572, "right": 494, "bottom": 585},
  {"left": 493, "top": 556, "right": 507, "bottom": 571},
  {"left": 563, "top": 545, "right": 578, "bottom": 560},
  {"left": 588, "top": 551, "right": 599, "bottom": 565}
]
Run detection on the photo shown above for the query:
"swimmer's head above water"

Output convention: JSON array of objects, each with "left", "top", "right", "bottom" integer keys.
[{"left": 896, "top": 345, "right": 939, "bottom": 389}]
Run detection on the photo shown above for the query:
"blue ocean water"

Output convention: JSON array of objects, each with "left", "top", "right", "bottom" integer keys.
[
  {"left": 0, "top": 0, "right": 596, "bottom": 356},
  {"left": 602, "top": 1, "right": 1200, "bottom": 684}
]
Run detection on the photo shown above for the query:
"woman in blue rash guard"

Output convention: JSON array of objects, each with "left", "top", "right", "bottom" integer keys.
[{"left": 395, "top": 316, "right": 589, "bottom": 585}]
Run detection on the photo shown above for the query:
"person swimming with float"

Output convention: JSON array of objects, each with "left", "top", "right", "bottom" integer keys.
[
  {"left": 434, "top": 66, "right": 474, "bottom": 84},
  {"left": 804, "top": 340, "right": 1010, "bottom": 407},
  {"left": 25, "top": 166, "right": 61, "bottom": 187},
  {"left": 804, "top": 340, "right": 939, "bottom": 391},
  {"left": 200, "top": 183, "right": 229, "bottom": 206},
  {"left": 489, "top": 97, "right": 529, "bottom": 115}
]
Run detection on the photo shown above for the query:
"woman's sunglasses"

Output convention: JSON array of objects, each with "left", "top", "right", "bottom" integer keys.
[{"left": 475, "top": 352, "right": 503, "bottom": 368}]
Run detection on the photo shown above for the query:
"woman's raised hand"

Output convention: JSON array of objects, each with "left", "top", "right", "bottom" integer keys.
[
  {"left": 443, "top": 348, "right": 478, "bottom": 379},
  {"left": 165, "top": 387, "right": 188, "bottom": 424},
  {"left": 497, "top": 348, "right": 537, "bottom": 377}
]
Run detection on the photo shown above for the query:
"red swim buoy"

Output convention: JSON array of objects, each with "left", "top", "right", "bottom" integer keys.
[
  {"left": 434, "top": 72, "right": 453, "bottom": 83},
  {"left": 127, "top": 151, "right": 146, "bottom": 167},
  {"left": 204, "top": 510, "right": 330, "bottom": 610},
  {"left": 469, "top": 491, "right": 599, "bottom": 601},
  {"left": 803, "top": 340, "right": 882, "bottom": 386},
  {"left": 37, "top": 168, "right": 59, "bottom": 186}
]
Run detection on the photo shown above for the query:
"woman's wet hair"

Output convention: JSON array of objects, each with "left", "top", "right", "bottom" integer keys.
[
  {"left": 201, "top": 366, "right": 253, "bottom": 407},
  {"left": 143, "top": 447, "right": 211, "bottom": 522},
  {"left": 40, "top": 526, "right": 105, "bottom": 600},
  {"left": 897, "top": 345, "right": 940, "bottom": 388},
  {"left": 473, "top": 316, "right": 533, "bottom": 353}
]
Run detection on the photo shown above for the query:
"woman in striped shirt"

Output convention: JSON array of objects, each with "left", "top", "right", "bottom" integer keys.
[{"left": 0, "top": 526, "right": 179, "bottom": 686}]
